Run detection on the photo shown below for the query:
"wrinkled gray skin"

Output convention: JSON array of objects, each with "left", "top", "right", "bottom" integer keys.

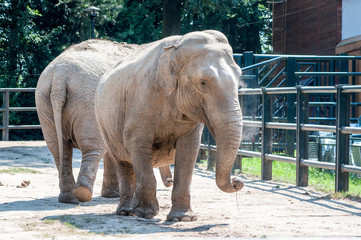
[
  {"left": 95, "top": 30, "right": 244, "bottom": 221},
  {"left": 36, "top": 39, "right": 173, "bottom": 204}
]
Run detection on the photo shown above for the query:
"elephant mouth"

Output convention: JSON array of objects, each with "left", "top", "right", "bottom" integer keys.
[{"left": 203, "top": 113, "right": 215, "bottom": 137}]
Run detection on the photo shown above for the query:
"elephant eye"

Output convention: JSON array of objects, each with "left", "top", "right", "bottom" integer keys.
[{"left": 197, "top": 79, "right": 209, "bottom": 93}]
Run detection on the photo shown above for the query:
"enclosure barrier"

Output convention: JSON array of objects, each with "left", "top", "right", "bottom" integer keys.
[
  {"left": 2, "top": 55, "right": 361, "bottom": 193},
  {"left": 201, "top": 84, "right": 361, "bottom": 193},
  {"left": 0, "top": 88, "right": 40, "bottom": 141}
]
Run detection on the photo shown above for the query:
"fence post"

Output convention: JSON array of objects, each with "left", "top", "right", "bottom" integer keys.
[
  {"left": 286, "top": 57, "right": 297, "bottom": 157},
  {"left": 2, "top": 90, "right": 9, "bottom": 141},
  {"left": 205, "top": 127, "right": 216, "bottom": 170},
  {"left": 296, "top": 86, "right": 308, "bottom": 187},
  {"left": 339, "top": 53, "right": 349, "bottom": 85},
  {"left": 335, "top": 85, "right": 349, "bottom": 192},
  {"left": 261, "top": 87, "right": 272, "bottom": 180}
]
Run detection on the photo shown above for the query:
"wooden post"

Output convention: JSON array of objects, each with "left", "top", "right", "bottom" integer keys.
[{"left": 296, "top": 86, "right": 309, "bottom": 187}]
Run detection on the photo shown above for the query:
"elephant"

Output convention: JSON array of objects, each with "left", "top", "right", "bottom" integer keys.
[
  {"left": 35, "top": 39, "right": 136, "bottom": 203},
  {"left": 36, "top": 39, "right": 173, "bottom": 204},
  {"left": 94, "top": 30, "right": 244, "bottom": 221}
]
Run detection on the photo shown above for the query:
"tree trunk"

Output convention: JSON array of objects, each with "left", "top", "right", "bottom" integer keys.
[{"left": 162, "top": 0, "right": 181, "bottom": 38}]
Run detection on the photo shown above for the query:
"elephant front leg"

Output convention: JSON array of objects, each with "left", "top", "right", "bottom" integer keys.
[
  {"left": 167, "top": 124, "right": 203, "bottom": 222},
  {"left": 130, "top": 146, "right": 159, "bottom": 219}
]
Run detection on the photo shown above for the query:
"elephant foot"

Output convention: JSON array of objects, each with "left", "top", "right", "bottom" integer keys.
[
  {"left": 116, "top": 201, "right": 134, "bottom": 216},
  {"left": 58, "top": 192, "right": 79, "bottom": 204},
  {"left": 167, "top": 208, "right": 198, "bottom": 222},
  {"left": 73, "top": 186, "right": 92, "bottom": 202},
  {"left": 132, "top": 198, "right": 159, "bottom": 219},
  {"left": 101, "top": 187, "right": 120, "bottom": 198}
]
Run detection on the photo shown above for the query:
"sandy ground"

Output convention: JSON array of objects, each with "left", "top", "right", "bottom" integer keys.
[{"left": 0, "top": 141, "right": 361, "bottom": 240}]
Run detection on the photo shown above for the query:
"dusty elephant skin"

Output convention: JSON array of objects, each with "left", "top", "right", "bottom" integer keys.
[
  {"left": 35, "top": 39, "right": 141, "bottom": 204},
  {"left": 95, "top": 30, "right": 244, "bottom": 221}
]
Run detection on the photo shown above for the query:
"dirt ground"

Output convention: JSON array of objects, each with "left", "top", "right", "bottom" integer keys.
[{"left": 0, "top": 141, "right": 361, "bottom": 239}]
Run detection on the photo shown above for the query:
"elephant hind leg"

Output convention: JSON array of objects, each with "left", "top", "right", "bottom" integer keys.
[
  {"left": 101, "top": 152, "right": 120, "bottom": 198},
  {"left": 56, "top": 141, "right": 78, "bottom": 204},
  {"left": 115, "top": 160, "right": 136, "bottom": 216}
]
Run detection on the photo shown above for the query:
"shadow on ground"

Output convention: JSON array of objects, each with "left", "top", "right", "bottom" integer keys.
[
  {"left": 0, "top": 196, "right": 118, "bottom": 213},
  {"left": 41, "top": 213, "right": 226, "bottom": 236},
  {"left": 193, "top": 168, "right": 361, "bottom": 217},
  {"left": 0, "top": 145, "right": 105, "bottom": 169}
]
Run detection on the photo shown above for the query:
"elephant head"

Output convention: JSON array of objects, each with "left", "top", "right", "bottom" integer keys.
[{"left": 156, "top": 30, "right": 243, "bottom": 193}]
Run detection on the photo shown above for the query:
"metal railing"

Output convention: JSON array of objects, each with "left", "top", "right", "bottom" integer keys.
[
  {"left": 201, "top": 84, "right": 361, "bottom": 193},
  {"left": 199, "top": 53, "right": 361, "bottom": 193},
  {"left": 235, "top": 53, "right": 361, "bottom": 156},
  {"left": 2, "top": 54, "right": 361, "bottom": 193},
  {"left": 0, "top": 88, "right": 40, "bottom": 141}
]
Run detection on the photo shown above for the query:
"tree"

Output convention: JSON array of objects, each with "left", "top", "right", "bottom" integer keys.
[
  {"left": 181, "top": 0, "right": 270, "bottom": 53},
  {"left": 0, "top": 0, "right": 272, "bottom": 140},
  {"left": 162, "top": 0, "right": 181, "bottom": 37}
]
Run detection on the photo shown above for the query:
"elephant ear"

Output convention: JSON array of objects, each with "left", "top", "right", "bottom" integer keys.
[{"left": 155, "top": 45, "right": 177, "bottom": 95}]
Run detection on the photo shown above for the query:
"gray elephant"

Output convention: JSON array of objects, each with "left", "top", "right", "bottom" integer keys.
[
  {"left": 36, "top": 39, "right": 133, "bottom": 203},
  {"left": 36, "top": 39, "right": 173, "bottom": 204},
  {"left": 95, "top": 30, "right": 244, "bottom": 221}
]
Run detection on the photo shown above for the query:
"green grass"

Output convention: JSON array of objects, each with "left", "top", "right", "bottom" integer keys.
[
  {"left": 0, "top": 167, "right": 40, "bottom": 174},
  {"left": 241, "top": 157, "right": 361, "bottom": 197}
]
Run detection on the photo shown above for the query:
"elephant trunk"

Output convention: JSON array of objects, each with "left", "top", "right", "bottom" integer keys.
[{"left": 211, "top": 106, "right": 243, "bottom": 193}]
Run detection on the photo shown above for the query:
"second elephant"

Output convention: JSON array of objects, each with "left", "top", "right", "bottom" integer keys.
[{"left": 36, "top": 39, "right": 173, "bottom": 203}]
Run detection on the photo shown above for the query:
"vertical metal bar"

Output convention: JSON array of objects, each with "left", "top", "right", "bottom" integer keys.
[
  {"left": 232, "top": 155, "right": 242, "bottom": 173},
  {"left": 2, "top": 90, "right": 9, "bottom": 141},
  {"left": 330, "top": 60, "right": 335, "bottom": 118},
  {"left": 351, "top": 59, "right": 356, "bottom": 119},
  {"left": 244, "top": 51, "right": 254, "bottom": 77},
  {"left": 316, "top": 61, "right": 321, "bottom": 122},
  {"left": 243, "top": 52, "right": 259, "bottom": 150},
  {"left": 339, "top": 54, "right": 349, "bottom": 85},
  {"left": 286, "top": 57, "right": 296, "bottom": 156},
  {"left": 206, "top": 127, "right": 216, "bottom": 170},
  {"left": 335, "top": 85, "right": 349, "bottom": 192},
  {"left": 261, "top": 87, "right": 272, "bottom": 180},
  {"left": 296, "top": 86, "right": 309, "bottom": 187}
]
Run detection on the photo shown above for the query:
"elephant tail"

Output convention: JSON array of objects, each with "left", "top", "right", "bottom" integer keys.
[{"left": 49, "top": 69, "right": 67, "bottom": 173}]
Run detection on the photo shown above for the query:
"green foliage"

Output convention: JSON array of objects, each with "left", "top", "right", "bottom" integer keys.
[
  {"left": 182, "top": 0, "right": 271, "bottom": 53},
  {"left": 0, "top": 167, "right": 40, "bottom": 174},
  {"left": 112, "top": 0, "right": 163, "bottom": 44},
  {"left": 241, "top": 157, "right": 361, "bottom": 197},
  {"left": 0, "top": 0, "right": 272, "bottom": 140}
]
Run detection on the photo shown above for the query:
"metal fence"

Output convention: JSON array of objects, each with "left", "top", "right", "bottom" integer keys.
[
  {"left": 201, "top": 84, "right": 361, "bottom": 193},
  {"left": 200, "top": 53, "right": 361, "bottom": 193},
  {"left": 2, "top": 54, "right": 361, "bottom": 193},
  {"left": 0, "top": 88, "right": 40, "bottom": 141}
]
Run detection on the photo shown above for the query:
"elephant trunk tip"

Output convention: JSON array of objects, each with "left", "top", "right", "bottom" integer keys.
[
  {"left": 216, "top": 176, "right": 244, "bottom": 193},
  {"left": 231, "top": 177, "right": 244, "bottom": 191}
]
